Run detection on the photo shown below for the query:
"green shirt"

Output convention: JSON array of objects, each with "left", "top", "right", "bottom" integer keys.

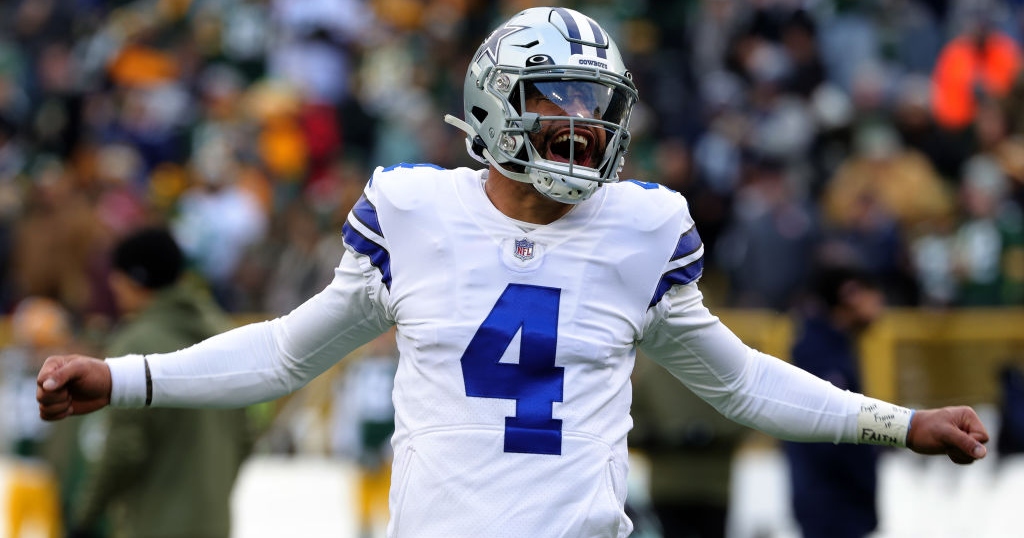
[{"left": 74, "top": 283, "right": 254, "bottom": 538}]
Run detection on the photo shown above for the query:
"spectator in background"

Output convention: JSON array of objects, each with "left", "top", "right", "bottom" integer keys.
[
  {"left": 893, "top": 74, "right": 971, "bottom": 182},
  {"left": 996, "top": 363, "right": 1024, "bottom": 457},
  {"left": 0, "top": 296, "right": 79, "bottom": 538},
  {"left": 261, "top": 200, "right": 337, "bottom": 316},
  {"left": 973, "top": 95, "right": 1024, "bottom": 188},
  {"left": 885, "top": 0, "right": 945, "bottom": 76},
  {"left": 931, "top": 5, "right": 1022, "bottom": 132},
  {"left": 0, "top": 115, "right": 22, "bottom": 312},
  {"left": 784, "top": 265, "right": 886, "bottom": 538},
  {"left": 815, "top": 1, "right": 881, "bottom": 95},
  {"left": 268, "top": 0, "right": 377, "bottom": 186},
  {"left": 806, "top": 82, "right": 856, "bottom": 198},
  {"left": 952, "top": 155, "right": 1024, "bottom": 305},
  {"left": 823, "top": 121, "right": 954, "bottom": 232},
  {"left": 629, "top": 353, "right": 749, "bottom": 538},
  {"left": 716, "top": 155, "right": 817, "bottom": 310},
  {"left": 725, "top": 10, "right": 818, "bottom": 170},
  {"left": 1, "top": 296, "right": 73, "bottom": 457},
  {"left": 171, "top": 141, "right": 268, "bottom": 311},
  {"left": 909, "top": 213, "right": 960, "bottom": 307},
  {"left": 70, "top": 227, "right": 252, "bottom": 538},
  {"left": 778, "top": 9, "right": 827, "bottom": 99},
  {"left": 691, "top": 71, "right": 747, "bottom": 199},
  {"left": 816, "top": 188, "right": 918, "bottom": 306},
  {"left": 687, "top": 0, "right": 746, "bottom": 79},
  {"left": 10, "top": 158, "right": 114, "bottom": 319},
  {"left": 268, "top": 0, "right": 371, "bottom": 107}
]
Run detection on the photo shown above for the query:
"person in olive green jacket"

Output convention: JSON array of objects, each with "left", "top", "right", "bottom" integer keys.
[{"left": 70, "top": 227, "right": 253, "bottom": 538}]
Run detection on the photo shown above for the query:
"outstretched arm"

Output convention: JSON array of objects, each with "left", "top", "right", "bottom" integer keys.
[
  {"left": 38, "top": 252, "right": 392, "bottom": 419},
  {"left": 640, "top": 283, "right": 988, "bottom": 464}
]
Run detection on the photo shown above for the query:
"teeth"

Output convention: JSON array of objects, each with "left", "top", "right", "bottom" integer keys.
[{"left": 554, "top": 133, "right": 588, "bottom": 149}]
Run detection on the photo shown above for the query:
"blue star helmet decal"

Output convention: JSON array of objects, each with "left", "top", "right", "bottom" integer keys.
[{"left": 474, "top": 23, "right": 527, "bottom": 65}]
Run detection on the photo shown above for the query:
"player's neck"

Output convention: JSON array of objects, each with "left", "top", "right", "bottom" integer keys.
[{"left": 484, "top": 167, "right": 574, "bottom": 225}]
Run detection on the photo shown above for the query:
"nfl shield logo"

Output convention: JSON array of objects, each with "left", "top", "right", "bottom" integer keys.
[{"left": 514, "top": 238, "right": 535, "bottom": 261}]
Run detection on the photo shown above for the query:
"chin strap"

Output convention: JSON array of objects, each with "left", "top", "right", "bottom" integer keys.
[
  {"left": 444, "top": 114, "right": 488, "bottom": 166},
  {"left": 443, "top": 113, "right": 474, "bottom": 136}
]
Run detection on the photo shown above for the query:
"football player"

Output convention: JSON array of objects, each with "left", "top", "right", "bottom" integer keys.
[{"left": 38, "top": 7, "right": 988, "bottom": 538}]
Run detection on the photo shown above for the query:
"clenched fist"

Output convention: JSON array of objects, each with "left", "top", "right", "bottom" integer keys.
[{"left": 36, "top": 354, "right": 112, "bottom": 421}]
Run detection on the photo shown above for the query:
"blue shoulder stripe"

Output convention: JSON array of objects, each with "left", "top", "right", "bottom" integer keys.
[
  {"left": 649, "top": 260, "right": 704, "bottom": 307},
  {"left": 351, "top": 194, "right": 383, "bottom": 236},
  {"left": 344, "top": 194, "right": 391, "bottom": 290},
  {"left": 380, "top": 162, "right": 444, "bottom": 173},
  {"left": 671, "top": 225, "right": 701, "bottom": 261},
  {"left": 342, "top": 222, "right": 392, "bottom": 290},
  {"left": 649, "top": 226, "right": 704, "bottom": 307}
]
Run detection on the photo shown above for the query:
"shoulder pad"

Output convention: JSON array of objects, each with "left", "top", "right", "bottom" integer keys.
[
  {"left": 608, "top": 180, "right": 693, "bottom": 233},
  {"left": 368, "top": 163, "right": 451, "bottom": 211}
]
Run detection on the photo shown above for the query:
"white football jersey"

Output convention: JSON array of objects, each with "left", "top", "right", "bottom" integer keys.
[
  {"left": 107, "top": 163, "right": 862, "bottom": 538},
  {"left": 343, "top": 164, "right": 701, "bottom": 537}
]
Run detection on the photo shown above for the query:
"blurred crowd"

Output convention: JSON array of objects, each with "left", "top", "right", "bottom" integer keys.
[
  {"left": 1, "top": 0, "right": 1024, "bottom": 338},
  {"left": 3, "top": 1, "right": 1024, "bottom": 535}
]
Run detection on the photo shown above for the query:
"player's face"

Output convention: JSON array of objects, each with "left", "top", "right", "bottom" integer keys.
[{"left": 523, "top": 80, "right": 625, "bottom": 169}]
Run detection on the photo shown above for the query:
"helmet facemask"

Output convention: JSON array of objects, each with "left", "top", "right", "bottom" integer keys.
[{"left": 493, "top": 66, "right": 636, "bottom": 203}]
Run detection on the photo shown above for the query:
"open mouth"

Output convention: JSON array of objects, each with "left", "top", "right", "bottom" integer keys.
[{"left": 544, "top": 127, "right": 597, "bottom": 168}]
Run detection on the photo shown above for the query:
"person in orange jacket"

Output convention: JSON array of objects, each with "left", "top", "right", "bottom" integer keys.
[{"left": 932, "top": 12, "right": 1022, "bottom": 130}]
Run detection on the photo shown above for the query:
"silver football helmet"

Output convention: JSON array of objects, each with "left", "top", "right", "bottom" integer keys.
[{"left": 445, "top": 7, "right": 638, "bottom": 204}]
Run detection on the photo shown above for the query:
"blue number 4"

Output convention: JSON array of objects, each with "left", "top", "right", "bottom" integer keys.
[{"left": 461, "top": 284, "right": 564, "bottom": 455}]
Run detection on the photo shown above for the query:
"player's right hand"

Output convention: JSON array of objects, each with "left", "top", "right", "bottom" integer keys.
[{"left": 36, "top": 354, "right": 112, "bottom": 421}]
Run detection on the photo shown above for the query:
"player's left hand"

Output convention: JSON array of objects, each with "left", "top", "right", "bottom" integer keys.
[{"left": 906, "top": 406, "right": 989, "bottom": 464}]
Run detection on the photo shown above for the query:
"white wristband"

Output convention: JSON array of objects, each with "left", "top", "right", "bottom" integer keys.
[
  {"left": 857, "top": 397, "right": 914, "bottom": 447},
  {"left": 105, "top": 354, "right": 149, "bottom": 408}
]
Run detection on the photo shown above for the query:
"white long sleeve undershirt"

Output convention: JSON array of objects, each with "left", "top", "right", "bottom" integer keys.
[
  {"left": 107, "top": 252, "right": 392, "bottom": 408},
  {"left": 107, "top": 253, "right": 865, "bottom": 445},
  {"left": 639, "top": 282, "right": 863, "bottom": 445}
]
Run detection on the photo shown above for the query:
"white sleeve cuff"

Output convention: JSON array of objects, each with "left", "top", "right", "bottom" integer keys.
[{"left": 105, "top": 354, "right": 149, "bottom": 408}]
